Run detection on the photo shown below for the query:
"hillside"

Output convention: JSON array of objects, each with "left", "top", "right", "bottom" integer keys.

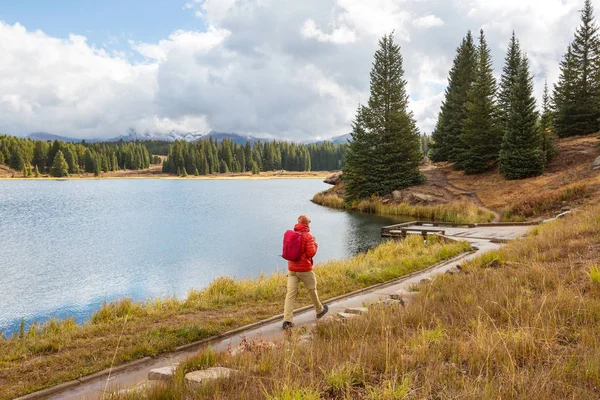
[{"left": 315, "top": 133, "right": 600, "bottom": 222}]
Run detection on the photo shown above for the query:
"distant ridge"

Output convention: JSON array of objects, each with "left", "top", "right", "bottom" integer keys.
[
  {"left": 25, "top": 130, "right": 270, "bottom": 144},
  {"left": 26, "top": 132, "right": 84, "bottom": 143},
  {"left": 305, "top": 133, "right": 351, "bottom": 145}
]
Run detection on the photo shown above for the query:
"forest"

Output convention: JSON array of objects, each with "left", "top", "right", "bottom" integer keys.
[
  {"left": 344, "top": 0, "right": 599, "bottom": 202},
  {"left": 161, "top": 138, "right": 346, "bottom": 176}
]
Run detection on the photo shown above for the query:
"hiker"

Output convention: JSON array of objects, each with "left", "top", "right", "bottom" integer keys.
[{"left": 282, "top": 214, "right": 329, "bottom": 330}]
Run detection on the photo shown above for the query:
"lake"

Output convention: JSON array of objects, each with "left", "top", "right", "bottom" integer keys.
[{"left": 0, "top": 179, "right": 405, "bottom": 336}]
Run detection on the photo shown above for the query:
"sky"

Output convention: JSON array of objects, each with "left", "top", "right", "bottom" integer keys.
[{"left": 0, "top": 0, "right": 592, "bottom": 141}]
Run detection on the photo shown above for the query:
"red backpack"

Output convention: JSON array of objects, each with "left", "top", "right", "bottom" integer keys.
[{"left": 282, "top": 230, "right": 304, "bottom": 261}]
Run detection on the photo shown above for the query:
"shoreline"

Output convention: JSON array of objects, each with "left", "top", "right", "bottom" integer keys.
[
  {"left": 0, "top": 172, "right": 331, "bottom": 181},
  {"left": 0, "top": 236, "right": 470, "bottom": 400}
]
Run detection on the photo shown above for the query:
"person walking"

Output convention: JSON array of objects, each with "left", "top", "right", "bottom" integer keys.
[{"left": 282, "top": 214, "right": 328, "bottom": 330}]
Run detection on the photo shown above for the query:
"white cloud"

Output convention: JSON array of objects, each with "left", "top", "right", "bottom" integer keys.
[
  {"left": 413, "top": 15, "right": 445, "bottom": 28},
  {"left": 301, "top": 19, "right": 357, "bottom": 44},
  {"left": 0, "top": 0, "right": 597, "bottom": 140}
]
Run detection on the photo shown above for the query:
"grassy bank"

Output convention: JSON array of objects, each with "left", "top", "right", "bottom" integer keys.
[
  {"left": 0, "top": 236, "right": 469, "bottom": 400},
  {"left": 126, "top": 202, "right": 600, "bottom": 399},
  {"left": 313, "top": 192, "right": 495, "bottom": 224},
  {"left": 501, "top": 182, "right": 590, "bottom": 221}
]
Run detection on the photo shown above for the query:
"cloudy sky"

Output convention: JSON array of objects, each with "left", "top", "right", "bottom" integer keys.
[{"left": 0, "top": 0, "right": 592, "bottom": 141}]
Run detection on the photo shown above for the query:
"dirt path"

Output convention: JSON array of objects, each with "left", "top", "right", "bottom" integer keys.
[{"left": 421, "top": 165, "right": 502, "bottom": 222}]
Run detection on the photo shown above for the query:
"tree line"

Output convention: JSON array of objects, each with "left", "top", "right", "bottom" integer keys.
[
  {"left": 0, "top": 135, "right": 150, "bottom": 177},
  {"left": 431, "top": 0, "right": 600, "bottom": 179},
  {"left": 161, "top": 138, "right": 346, "bottom": 176}
]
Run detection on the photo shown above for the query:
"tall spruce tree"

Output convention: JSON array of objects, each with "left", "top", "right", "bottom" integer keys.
[
  {"left": 499, "top": 55, "right": 545, "bottom": 179},
  {"left": 498, "top": 32, "right": 522, "bottom": 131},
  {"left": 458, "top": 30, "right": 501, "bottom": 174},
  {"left": 430, "top": 31, "right": 477, "bottom": 163},
  {"left": 344, "top": 33, "right": 423, "bottom": 201},
  {"left": 554, "top": 0, "right": 600, "bottom": 137},
  {"left": 344, "top": 106, "right": 376, "bottom": 202},
  {"left": 50, "top": 150, "right": 69, "bottom": 177},
  {"left": 539, "top": 81, "right": 558, "bottom": 161}
]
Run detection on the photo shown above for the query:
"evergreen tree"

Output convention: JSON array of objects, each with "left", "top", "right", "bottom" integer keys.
[
  {"left": 194, "top": 167, "right": 199, "bottom": 176},
  {"left": 176, "top": 166, "right": 181, "bottom": 176},
  {"left": 34, "top": 165, "right": 40, "bottom": 177},
  {"left": 498, "top": 32, "right": 522, "bottom": 131},
  {"left": 10, "top": 145, "right": 24, "bottom": 171},
  {"left": 182, "top": 167, "right": 188, "bottom": 177},
  {"left": 220, "top": 159, "right": 229, "bottom": 173},
  {"left": 540, "top": 81, "right": 558, "bottom": 161},
  {"left": 93, "top": 158, "right": 101, "bottom": 177},
  {"left": 459, "top": 30, "right": 502, "bottom": 174},
  {"left": 0, "top": 151, "right": 4, "bottom": 165},
  {"left": 430, "top": 31, "right": 477, "bottom": 163},
  {"left": 50, "top": 150, "right": 69, "bottom": 177},
  {"left": 554, "top": 0, "right": 600, "bottom": 137},
  {"left": 251, "top": 160, "right": 260, "bottom": 174},
  {"left": 499, "top": 55, "right": 545, "bottom": 179},
  {"left": 344, "top": 106, "right": 377, "bottom": 202},
  {"left": 344, "top": 33, "right": 423, "bottom": 201}
]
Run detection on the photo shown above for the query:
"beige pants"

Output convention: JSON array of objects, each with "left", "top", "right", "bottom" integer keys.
[{"left": 283, "top": 270, "right": 324, "bottom": 323}]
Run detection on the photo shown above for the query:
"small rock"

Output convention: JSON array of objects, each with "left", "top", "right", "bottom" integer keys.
[
  {"left": 390, "top": 290, "right": 419, "bottom": 304},
  {"left": 344, "top": 307, "right": 369, "bottom": 315},
  {"left": 324, "top": 171, "right": 343, "bottom": 185},
  {"left": 392, "top": 190, "right": 404, "bottom": 201},
  {"left": 298, "top": 333, "right": 313, "bottom": 344},
  {"left": 561, "top": 206, "right": 571, "bottom": 212},
  {"left": 185, "top": 367, "right": 238, "bottom": 387},
  {"left": 486, "top": 259, "right": 501, "bottom": 268},
  {"left": 337, "top": 312, "right": 359, "bottom": 321},
  {"left": 590, "top": 155, "right": 600, "bottom": 170},
  {"left": 377, "top": 298, "right": 404, "bottom": 307},
  {"left": 148, "top": 365, "right": 177, "bottom": 381},
  {"left": 319, "top": 315, "right": 338, "bottom": 323}
]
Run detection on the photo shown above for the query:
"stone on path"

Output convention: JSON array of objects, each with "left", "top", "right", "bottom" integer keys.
[
  {"left": 389, "top": 290, "right": 419, "bottom": 304},
  {"left": 377, "top": 298, "right": 404, "bottom": 307},
  {"left": 337, "top": 312, "right": 358, "bottom": 321},
  {"left": 345, "top": 307, "right": 369, "bottom": 315},
  {"left": 185, "top": 367, "right": 238, "bottom": 387},
  {"left": 148, "top": 365, "right": 177, "bottom": 381},
  {"left": 318, "top": 315, "right": 338, "bottom": 323}
]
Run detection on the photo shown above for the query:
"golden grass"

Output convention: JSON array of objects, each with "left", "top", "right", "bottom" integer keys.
[
  {"left": 502, "top": 182, "right": 590, "bottom": 221},
  {"left": 123, "top": 202, "right": 600, "bottom": 400},
  {"left": 0, "top": 236, "right": 469, "bottom": 400},
  {"left": 312, "top": 192, "right": 495, "bottom": 224}
]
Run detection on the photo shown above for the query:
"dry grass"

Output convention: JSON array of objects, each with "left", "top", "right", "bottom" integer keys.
[
  {"left": 312, "top": 192, "right": 495, "bottom": 224},
  {"left": 120, "top": 201, "right": 600, "bottom": 400},
  {"left": 0, "top": 236, "right": 469, "bottom": 400}
]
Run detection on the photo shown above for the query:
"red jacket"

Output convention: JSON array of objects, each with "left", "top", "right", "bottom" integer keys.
[{"left": 288, "top": 223, "right": 318, "bottom": 272}]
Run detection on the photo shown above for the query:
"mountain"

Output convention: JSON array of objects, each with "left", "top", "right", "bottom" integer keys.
[
  {"left": 305, "top": 133, "right": 352, "bottom": 145},
  {"left": 26, "top": 132, "right": 84, "bottom": 143}
]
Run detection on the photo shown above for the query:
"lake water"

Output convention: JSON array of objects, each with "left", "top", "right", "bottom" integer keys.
[{"left": 0, "top": 179, "right": 405, "bottom": 336}]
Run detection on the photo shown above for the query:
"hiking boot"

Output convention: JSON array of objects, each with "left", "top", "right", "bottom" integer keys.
[
  {"left": 282, "top": 321, "right": 293, "bottom": 330},
  {"left": 316, "top": 304, "right": 329, "bottom": 319}
]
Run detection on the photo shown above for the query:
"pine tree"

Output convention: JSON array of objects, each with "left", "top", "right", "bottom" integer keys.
[
  {"left": 344, "top": 33, "right": 423, "bottom": 201},
  {"left": 344, "top": 106, "right": 377, "bottom": 202},
  {"left": 182, "top": 167, "right": 188, "bottom": 177},
  {"left": 194, "top": 167, "right": 199, "bottom": 176},
  {"left": 50, "top": 150, "right": 69, "bottom": 177},
  {"left": 498, "top": 32, "right": 522, "bottom": 131},
  {"left": 220, "top": 159, "right": 229, "bottom": 173},
  {"left": 93, "top": 158, "right": 101, "bottom": 177},
  {"left": 251, "top": 160, "right": 260, "bottom": 175},
  {"left": 176, "top": 166, "right": 181, "bottom": 176},
  {"left": 499, "top": 55, "right": 545, "bottom": 179},
  {"left": 430, "top": 31, "right": 477, "bottom": 163},
  {"left": 10, "top": 146, "right": 24, "bottom": 171},
  {"left": 34, "top": 165, "right": 40, "bottom": 177},
  {"left": 540, "top": 81, "right": 558, "bottom": 161},
  {"left": 554, "top": 0, "right": 600, "bottom": 137},
  {"left": 0, "top": 151, "right": 4, "bottom": 165},
  {"left": 458, "top": 30, "right": 502, "bottom": 174}
]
